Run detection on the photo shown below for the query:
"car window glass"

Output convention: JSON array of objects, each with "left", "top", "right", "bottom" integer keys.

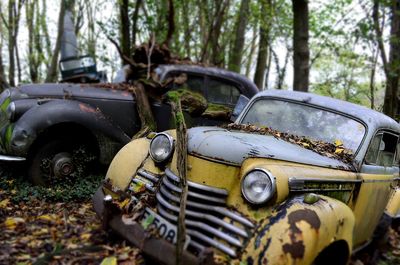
[
  {"left": 207, "top": 78, "right": 240, "bottom": 105},
  {"left": 365, "top": 134, "right": 382, "bottom": 164},
  {"left": 395, "top": 141, "right": 400, "bottom": 166},
  {"left": 242, "top": 99, "right": 365, "bottom": 153},
  {"left": 365, "top": 132, "right": 399, "bottom": 166}
]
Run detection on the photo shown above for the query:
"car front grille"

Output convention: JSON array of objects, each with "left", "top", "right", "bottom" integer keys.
[{"left": 134, "top": 167, "right": 254, "bottom": 257}]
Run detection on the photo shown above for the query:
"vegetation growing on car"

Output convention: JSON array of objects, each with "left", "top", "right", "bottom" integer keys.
[
  {"left": 224, "top": 123, "right": 354, "bottom": 165},
  {"left": 202, "top": 103, "right": 232, "bottom": 120}
]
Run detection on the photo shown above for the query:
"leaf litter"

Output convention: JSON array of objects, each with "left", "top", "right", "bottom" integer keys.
[{"left": 0, "top": 178, "right": 144, "bottom": 265}]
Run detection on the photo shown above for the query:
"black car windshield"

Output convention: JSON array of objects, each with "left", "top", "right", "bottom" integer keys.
[{"left": 241, "top": 99, "right": 366, "bottom": 153}]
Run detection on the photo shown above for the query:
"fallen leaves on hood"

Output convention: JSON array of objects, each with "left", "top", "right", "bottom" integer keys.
[{"left": 224, "top": 123, "right": 355, "bottom": 166}]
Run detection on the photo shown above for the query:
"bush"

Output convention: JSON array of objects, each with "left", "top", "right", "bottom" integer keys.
[{"left": 0, "top": 170, "right": 103, "bottom": 203}]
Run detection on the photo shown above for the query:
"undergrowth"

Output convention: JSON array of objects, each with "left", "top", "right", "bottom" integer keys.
[{"left": 0, "top": 169, "right": 103, "bottom": 203}]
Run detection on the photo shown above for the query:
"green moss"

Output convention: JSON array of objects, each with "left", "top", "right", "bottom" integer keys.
[
  {"left": 205, "top": 103, "right": 232, "bottom": 113},
  {"left": 175, "top": 112, "right": 184, "bottom": 126},
  {"left": 166, "top": 90, "right": 181, "bottom": 103},
  {"left": 166, "top": 88, "right": 207, "bottom": 105}
]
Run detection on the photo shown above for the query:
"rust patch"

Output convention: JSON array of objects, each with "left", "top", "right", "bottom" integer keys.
[
  {"left": 282, "top": 209, "right": 321, "bottom": 259},
  {"left": 287, "top": 209, "right": 321, "bottom": 232},
  {"left": 282, "top": 241, "right": 305, "bottom": 259},
  {"left": 79, "top": 103, "right": 97, "bottom": 113}
]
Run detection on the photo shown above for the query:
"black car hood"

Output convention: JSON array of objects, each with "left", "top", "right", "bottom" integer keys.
[{"left": 15, "top": 83, "right": 134, "bottom": 101}]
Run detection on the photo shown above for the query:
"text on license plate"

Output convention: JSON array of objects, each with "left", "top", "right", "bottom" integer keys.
[{"left": 141, "top": 208, "right": 190, "bottom": 248}]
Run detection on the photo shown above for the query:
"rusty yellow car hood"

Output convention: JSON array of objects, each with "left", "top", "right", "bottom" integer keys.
[{"left": 188, "top": 127, "right": 352, "bottom": 170}]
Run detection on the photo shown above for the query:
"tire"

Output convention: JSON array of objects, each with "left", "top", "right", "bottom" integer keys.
[
  {"left": 28, "top": 137, "right": 97, "bottom": 186},
  {"left": 373, "top": 212, "right": 392, "bottom": 245}
]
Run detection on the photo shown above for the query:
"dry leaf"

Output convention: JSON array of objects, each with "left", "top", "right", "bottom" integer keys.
[
  {"left": 100, "top": 256, "right": 117, "bottom": 265},
  {"left": 4, "top": 217, "right": 25, "bottom": 230},
  {"left": 0, "top": 198, "right": 10, "bottom": 208}
]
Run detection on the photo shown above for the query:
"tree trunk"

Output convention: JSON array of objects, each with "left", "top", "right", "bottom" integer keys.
[
  {"left": 0, "top": 3, "right": 8, "bottom": 89},
  {"left": 245, "top": 25, "right": 258, "bottom": 77},
  {"left": 182, "top": 0, "right": 191, "bottom": 58},
  {"left": 254, "top": 0, "right": 271, "bottom": 89},
  {"left": 41, "top": 0, "right": 52, "bottom": 60},
  {"left": 210, "top": 0, "right": 230, "bottom": 66},
  {"left": 292, "top": 0, "right": 309, "bottom": 92},
  {"left": 163, "top": 0, "right": 175, "bottom": 47},
  {"left": 8, "top": 0, "right": 15, "bottom": 87},
  {"left": 131, "top": 0, "right": 142, "bottom": 48},
  {"left": 170, "top": 100, "right": 188, "bottom": 265},
  {"left": 0, "top": 47, "right": 9, "bottom": 90},
  {"left": 85, "top": 1, "right": 96, "bottom": 58},
  {"left": 228, "top": 0, "right": 250, "bottom": 73},
  {"left": 26, "top": 0, "right": 38, "bottom": 82},
  {"left": 45, "top": 0, "right": 68, "bottom": 83},
  {"left": 119, "top": 0, "right": 130, "bottom": 62},
  {"left": 369, "top": 46, "right": 379, "bottom": 110},
  {"left": 384, "top": 0, "right": 400, "bottom": 118}
]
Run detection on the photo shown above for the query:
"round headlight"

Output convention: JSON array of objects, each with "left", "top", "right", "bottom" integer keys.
[
  {"left": 241, "top": 169, "right": 276, "bottom": 204},
  {"left": 149, "top": 133, "right": 175, "bottom": 163}
]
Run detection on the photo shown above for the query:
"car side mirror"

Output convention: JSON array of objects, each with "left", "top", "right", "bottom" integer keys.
[{"left": 231, "top": 95, "right": 249, "bottom": 122}]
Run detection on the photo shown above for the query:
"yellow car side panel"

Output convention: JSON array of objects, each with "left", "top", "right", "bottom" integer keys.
[
  {"left": 238, "top": 195, "right": 354, "bottom": 265},
  {"left": 352, "top": 174, "right": 393, "bottom": 246},
  {"left": 386, "top": 187, "right": 400, "bottom": 218},
  {"left": 106, "top": 138, "right": 150, "bottom": 190}
]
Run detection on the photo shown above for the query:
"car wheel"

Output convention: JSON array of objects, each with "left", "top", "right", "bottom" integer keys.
[
  {"left": 28, "top": 137, "right": 97, "bottom": 186},
  {"left": 372, "top": 212, "right": 392, "bottom": 248}
]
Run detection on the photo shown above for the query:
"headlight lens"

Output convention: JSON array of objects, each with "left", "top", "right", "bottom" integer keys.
[
  {"left": 241, "top": 169, "right": 276, "bottom": 204},
  {"left": 149, "top": 133, "right": 174, "bottom": 163}
]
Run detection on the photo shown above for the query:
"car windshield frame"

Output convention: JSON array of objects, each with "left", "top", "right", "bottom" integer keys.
[{"left": 238, "top": 97, "right": 368, "bottom": 155}]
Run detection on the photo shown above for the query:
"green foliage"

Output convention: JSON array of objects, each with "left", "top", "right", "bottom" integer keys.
[{"left": 0, "top": 172, "right": 103, "bottom": 203}]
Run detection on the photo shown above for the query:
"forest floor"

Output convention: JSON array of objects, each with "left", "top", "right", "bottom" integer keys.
[{"left": 0, "top": 172, "right": 399, "bottom": 265}]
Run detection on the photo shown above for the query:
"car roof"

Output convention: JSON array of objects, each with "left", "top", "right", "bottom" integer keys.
[
  {"left": 254, "top": 89, "right": 400, "bottom": 134},
  {"left": 156, "top": 64, "right": 259, "bottom": 97}
]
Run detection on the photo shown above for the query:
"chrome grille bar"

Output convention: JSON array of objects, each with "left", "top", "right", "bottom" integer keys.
[
  {"left": 137, "top": 169, "right": 159, "bottom": 182},
  {"left": 156, "top": 205, "right": 242, "bottom": 247},
  {"left": 162, "top": 177, "right": 226, "bottom": 204},
  {"left": 160, "top": 186, "right": 254, "bottom": 228},
  {"left": 130, "top": 178, "right": 155, "bottom": 192},
  {"left": 157, "top": 206, "right": 237, "bottom": 257},
  {"left": 156, "top": 192, "right": 247, "bottom": 237},
  {"left": 165, "top": 168, "right": 228, "bottom": 196}
]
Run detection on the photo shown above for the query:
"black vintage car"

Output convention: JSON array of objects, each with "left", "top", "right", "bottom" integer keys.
[{"left": 0, "top": 65, "right": 258, "bottom": 185}]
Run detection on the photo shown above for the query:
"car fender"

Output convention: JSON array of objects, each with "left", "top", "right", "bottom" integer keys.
[
  {"left": 9, "top": 99, "right": 131, "bottom": 156},
  {"left": 105, "top": 137, "right": 152, "bottom": 190},
  {"left": 240, "top": 194, "right": 354, "bottom": 265}
]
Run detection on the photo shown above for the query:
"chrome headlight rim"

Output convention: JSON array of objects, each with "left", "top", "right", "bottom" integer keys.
[
  {"left": 149, "top": 132, "right": 175, "bottom": 163},
  {"left": 241, "top": 168, "right": 276, "bottom": 205}
]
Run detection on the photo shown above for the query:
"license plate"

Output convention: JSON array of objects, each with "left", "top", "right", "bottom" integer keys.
[{"left": 141, "top": 208, "right": 190, "bottom": 249}]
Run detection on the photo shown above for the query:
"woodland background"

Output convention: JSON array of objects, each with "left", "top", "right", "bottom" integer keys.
[
  {"left": 1, "top": 0, "right": 400, "bottom": 120},
  {"left": 1, "top": 1, "right": 400, "bottom": 264}
]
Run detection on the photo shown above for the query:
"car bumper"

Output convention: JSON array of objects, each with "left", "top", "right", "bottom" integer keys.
[
  {"left": 0, "top": 154, "right": 26, "bottom": 162},
  {"left": 92, "top": 187, "right": 216, "bottom": 265}
]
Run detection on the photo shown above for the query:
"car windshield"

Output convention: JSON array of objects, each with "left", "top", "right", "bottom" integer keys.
[{"left": 241, "top": 99, "right": 366, "bottom": 153}]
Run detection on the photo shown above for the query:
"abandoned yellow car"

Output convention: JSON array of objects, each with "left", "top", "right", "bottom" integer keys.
[{"left": 93, "top": 90, "right": 400, "bottom": 265}]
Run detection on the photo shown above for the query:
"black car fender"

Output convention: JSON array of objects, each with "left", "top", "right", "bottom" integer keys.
[{"left": 9, "top": 99, "right": 131, "bottom": 156}]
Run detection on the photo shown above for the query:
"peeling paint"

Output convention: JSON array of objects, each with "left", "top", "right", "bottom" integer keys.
[
  {"left": 79, "top": 103, "right": 97, "bottom": 113},
  {"left": 282, "top": 209, "right": 321, "bottom": 259}
]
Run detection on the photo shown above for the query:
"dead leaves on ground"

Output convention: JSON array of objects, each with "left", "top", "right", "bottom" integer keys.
[{"left": 0, "top": 188, "right": 143, "bottom": 265}]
